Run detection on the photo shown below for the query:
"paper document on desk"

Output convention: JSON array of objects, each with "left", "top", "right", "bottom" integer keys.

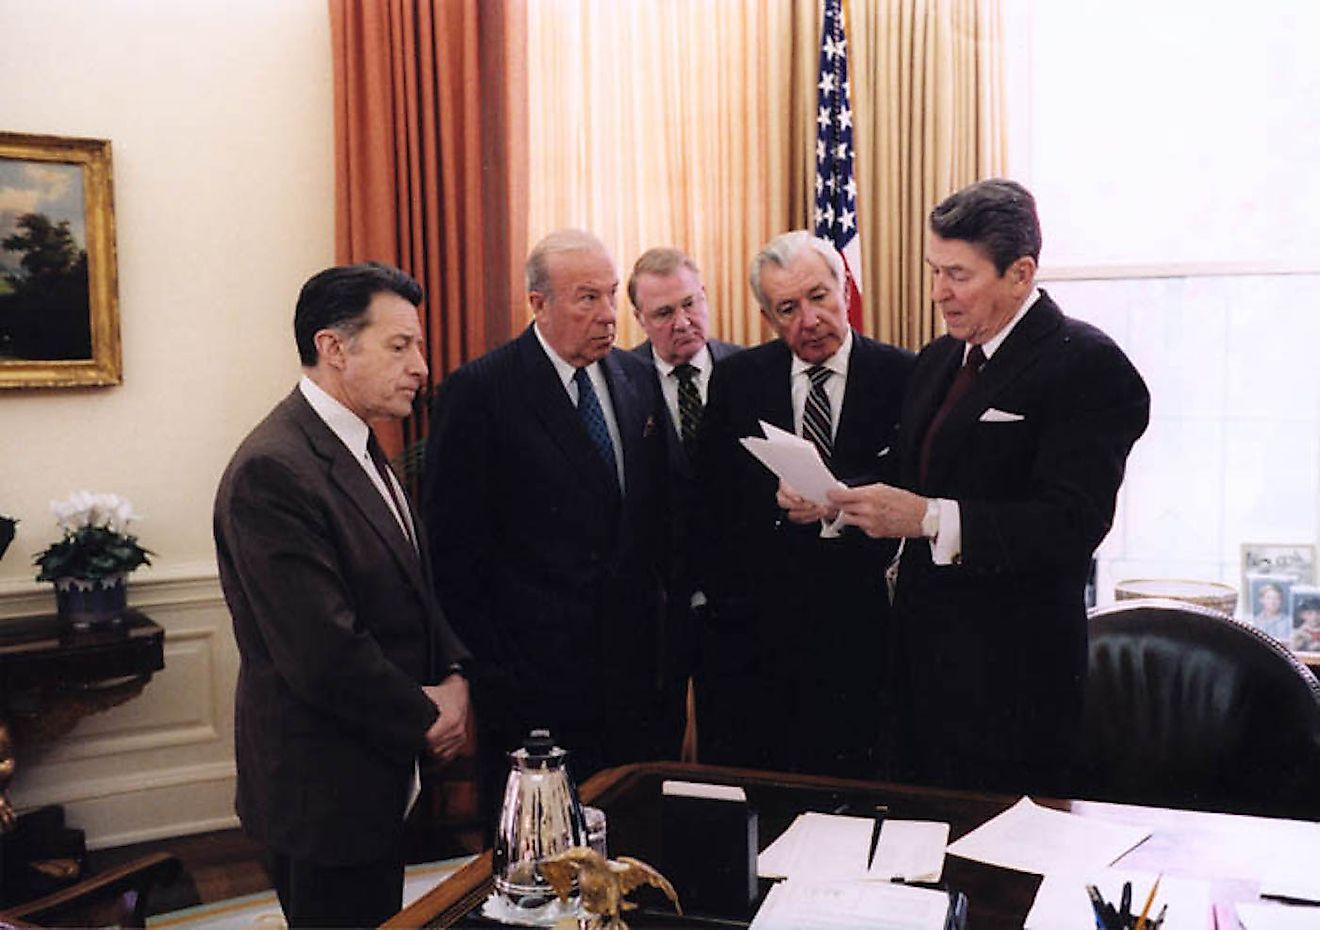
[
  {"left": 869, "top": 820, "right": 949, "bottom": 883},
  {"left": 946, "top": 796, "right": 1149, "bottom": 875},
  {"left": 759, "top": 812, "right": 872, "bottom": 880},
  {"left": 1026, "top": 868, "right": 1209, "bottom": 930},
  {"left": 1237, "top": 902, "right": 1320, "bottom": 929},
  {"left": 750, "top": 878, "right": 951, "bottom": 930},
  {"left": 740, "top": 420, "right": 845, "bottom": 507}
]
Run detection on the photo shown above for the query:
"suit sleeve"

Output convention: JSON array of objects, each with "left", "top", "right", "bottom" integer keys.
[
  {"left": 959, "top": 337, "right": 1150, "bottom": 572},
  {"left": 217, "top": 453, "right": 437, "bottom": 761}
]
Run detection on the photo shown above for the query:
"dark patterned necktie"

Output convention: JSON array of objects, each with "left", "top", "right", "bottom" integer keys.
[
  {"left": 573, "top": 366, "right": 618, "bottom": 484},
  {"left": 674, "top": 363, "right": 702, "bottom": 451},
  {"left": 366, "top": 432, "right": 415, "bottom": 548},
  {"left": 802, "top": 364, "right": 834, "bottom": 464},
  {"left": 918, "top": 344, "right": 986, "bottom": 485}
]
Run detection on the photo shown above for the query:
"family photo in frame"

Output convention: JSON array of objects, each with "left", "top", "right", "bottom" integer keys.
[
  {"left": 0, "top": 131, "right": 120, "bottom": 388},
  {"left": 1241, "top": 543, "right": 1319, "bottom": 651}
]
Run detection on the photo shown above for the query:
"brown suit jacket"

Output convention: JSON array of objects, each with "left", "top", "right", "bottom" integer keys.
[{"left": 214, "top": 387, "right": 468, "bottom": 866}]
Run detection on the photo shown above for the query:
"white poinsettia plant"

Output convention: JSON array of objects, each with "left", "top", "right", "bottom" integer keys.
[{"left": 35, "top": 491, "right": 153, "bottom": 583}]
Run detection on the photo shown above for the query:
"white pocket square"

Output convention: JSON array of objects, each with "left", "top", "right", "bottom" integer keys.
[{"left": 980, "top": 407, "right": 1025, "bottom": 423}]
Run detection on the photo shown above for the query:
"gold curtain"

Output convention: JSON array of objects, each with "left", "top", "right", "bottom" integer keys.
[
  {"left": 329, "top": 0, "right": 527, "bottom": 458},
  {"left": 845, "top": 0, "right": 1006, "bottom": 350},
  {"left": 526, "top": 0, "right": 811, "bottom": 348}
]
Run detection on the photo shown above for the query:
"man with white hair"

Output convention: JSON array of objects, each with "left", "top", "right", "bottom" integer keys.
[{"left": 692, "top": 230, "right": 913, "bottom": 777}]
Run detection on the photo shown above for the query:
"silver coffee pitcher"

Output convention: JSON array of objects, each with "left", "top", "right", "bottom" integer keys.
[{"left": 492, "top": 729, "right": 587, "bottom": 911}]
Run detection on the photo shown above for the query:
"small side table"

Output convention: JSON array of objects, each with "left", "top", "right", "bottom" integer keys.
[{"left": 0, "top": 609, "right": 164, "bottom": 904}]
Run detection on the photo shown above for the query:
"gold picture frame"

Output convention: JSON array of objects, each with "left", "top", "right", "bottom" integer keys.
[{"left": 0, "top": 131, "right": 120, "bottom": 388}]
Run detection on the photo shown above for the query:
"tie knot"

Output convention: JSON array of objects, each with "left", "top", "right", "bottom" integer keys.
[
  {"left": 366, "top": 432, "right": 387, "bottom": 465},
  {"left": 674, "top": 363, "right": 698, "bottom": 384},
  {"left": 807, "top": 364, "right": 832, "bottom": 388},
  {"left": 573, "top": 366, "right": 591, "bottom": 387},
  {"left": 965, "top": 345, "right": 986, "bottom": 370}
]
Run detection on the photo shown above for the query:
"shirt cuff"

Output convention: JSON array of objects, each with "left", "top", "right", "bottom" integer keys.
[{"left": 926, "top": 498, "right": 962, "bottom": 566}]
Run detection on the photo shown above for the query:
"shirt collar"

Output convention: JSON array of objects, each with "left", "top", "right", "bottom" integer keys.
[
  {"left": 299, "top": 374, "right": 370, "bottom": 459},
  {"left": 655, "top": 342, "right": 712, "bottom": 380},
  {"left": 974, "top": 287, "right": 1040, "bottom": 362},
  {"left": 791, "top": 327, "right": 853, "bottom": 379},
  {"left": 532, "top": 321, "right": 584, "bottom": 388}
]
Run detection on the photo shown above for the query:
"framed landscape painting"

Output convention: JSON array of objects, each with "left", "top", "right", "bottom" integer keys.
[{"left": 0, "top": 132, "right": 120, "bottom": 388}]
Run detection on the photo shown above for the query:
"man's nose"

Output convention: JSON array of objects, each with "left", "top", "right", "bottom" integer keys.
[
  {"left": 800, "top": 303, "right": 819, "bottom": 327},
  {"left": 410, "top": 345, "right": 428, "bottom": 379}
]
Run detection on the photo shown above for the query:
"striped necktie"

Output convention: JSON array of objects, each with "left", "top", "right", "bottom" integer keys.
[
  {"left": 674, "top": 362, "right": 702, "bottom": 452},
  {"left": 802, "top": 364, "right": 834, "bottom": 464}
]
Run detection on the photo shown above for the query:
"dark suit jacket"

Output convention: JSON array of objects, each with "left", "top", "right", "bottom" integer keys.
[
  {"left": 632, "top": 337, "right": 742, "bottom": 677},
  {"left": 213, "top": 388, "right": 469, "bottom": 867},
  {"left": 421, "top": 326, "right": 678, "bottom": 779},
  {"left": 893, "top": 290, "right": 1150, "bottom": 793},
  {"left": 693, "top": 333, "right": 914, "bottom": 775}
]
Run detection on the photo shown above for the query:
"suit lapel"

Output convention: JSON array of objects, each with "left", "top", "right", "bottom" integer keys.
[
  {"left": 601, "top": 350, "right": 643, "bottom": 494},
  {"left": 901, "top": 338, "right": 962, "bottom": 483},
  {"left": 289, "top": 392, "right": 431, "bottom": 601},
  {"left": 923, "top": 296, "right": 1062, "bottom": 485},
  {"left": 762, "top": 341, "right": 795, "bottom": 434},
  {"left": 516, "top": 327, "right": 621, "bottom": 499}
]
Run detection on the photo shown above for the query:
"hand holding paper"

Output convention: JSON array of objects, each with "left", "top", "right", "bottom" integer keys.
[{"left": 740, "top": 420, "right": 845, "bottom": 509}]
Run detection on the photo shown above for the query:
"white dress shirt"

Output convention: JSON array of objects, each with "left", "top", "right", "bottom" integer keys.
[
  {"left": 790, "top": 327, "right": 853, "bottom": 440},
  {"left": 533, "top": 323, "right": 626, "bottom": 491}
]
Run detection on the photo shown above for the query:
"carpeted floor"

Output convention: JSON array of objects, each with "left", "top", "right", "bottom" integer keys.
[{"left": 146, "top": 856, "right": 474, "bottom": 930}]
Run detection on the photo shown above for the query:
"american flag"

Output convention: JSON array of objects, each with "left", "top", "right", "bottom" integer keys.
[{"left": 814, "top": 0, "right": 863, "bottom": 329}]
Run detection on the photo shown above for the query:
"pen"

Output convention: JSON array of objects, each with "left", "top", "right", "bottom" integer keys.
[
  {"left": 1120, "top": 880, "right": 1132, "bottom": 928},
  {"left": 1133, "top": 875, "right": 1161, "bottom": 930},
  {"left": 1152, "top": 903, "right": 1168, "bottom": 928},
  {"left": 1085, "top": 884, "right": 1110, "bottom": 930}
]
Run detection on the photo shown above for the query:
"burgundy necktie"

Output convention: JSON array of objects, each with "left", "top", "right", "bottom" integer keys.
[{"left": 918, "top": 345, "right": 986, "bottom": 486}]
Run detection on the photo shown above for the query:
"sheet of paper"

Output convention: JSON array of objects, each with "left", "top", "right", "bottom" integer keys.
[
  {"left": 739, "top": 420, "right": 844, "bottom": 506},
  {"left": 869, "top": 820, "right": 949, "bottom": 883},
  {"left": 1025, "top": 868, "right": 1209, "bottom": 930},
  {"left": 758, "top": 812, "right": 872, "bottom": 880},
  {"left": 1259, "top": 834, "right": 1320, "bottom": 903},
  {"left": 749, "top": 878, "right": 950, "bottom": 930},
  {"left": 946, "top": 796, "right": 1150, "bottom": 875},
  {"left": 1237, "top": 902, "right": 1320, "bottom": 930}
]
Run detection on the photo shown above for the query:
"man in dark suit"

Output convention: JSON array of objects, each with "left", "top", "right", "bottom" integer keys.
[
  {"left": 828, "top": 179, "right": 1150, "bottom": 794},
  {"left": 628, "top": 247, "right": 740, "bottom": 748},
  {"left": 214, "top": 263, "right": 471, "bottom": 928},
  {"left": 694, "top": 230, "right": 914, "bottom": 778},
  {"left": 422, "top": 230, "right": 681, "bottom": 818}
]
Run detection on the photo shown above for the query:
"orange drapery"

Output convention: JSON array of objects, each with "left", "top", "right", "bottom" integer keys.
[{"left": 329, "top": 0, "right": 527, "bottom": 459}]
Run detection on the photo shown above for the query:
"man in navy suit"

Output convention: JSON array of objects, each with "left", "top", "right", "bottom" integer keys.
[
  {"left": 628, "top": 247, "right": 740, "bottom": 736},
  {"left": 694, "top": 231, "right": 913, "bottom": 777},
  {"left": 827, "top": 179, "right": 1150, "bottom": 794},
  {"left": 215, "top": 263, "right": 471, "bottom": 928},
  {"left": 422, "top": 230, "right": 681, "bottom": 817}
]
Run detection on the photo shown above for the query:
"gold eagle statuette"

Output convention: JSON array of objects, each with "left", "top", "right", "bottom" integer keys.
[{"left": 541, "top": 846, "right": 682, "bottom": 930}]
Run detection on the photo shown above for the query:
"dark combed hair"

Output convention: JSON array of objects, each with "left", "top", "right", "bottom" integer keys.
[
  {"left": 293, "top": 262, "right": 423, "bottom": 366},
  {"left": 929, "top": 178, "right": 1042, "bottom": 275}
]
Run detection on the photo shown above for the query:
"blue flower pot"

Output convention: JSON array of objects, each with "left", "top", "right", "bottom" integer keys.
[{"left": 54, "top": 574, "right": 127, "bottom": 629}]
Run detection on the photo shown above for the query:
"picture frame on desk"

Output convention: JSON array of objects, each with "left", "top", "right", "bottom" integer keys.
[
  {"left": 0, "top": 132, "right": 120, "bottom": 389},
  {"left": 1245, "top": 574, "right": 1294, "bottom": 644},
  {"left": 1240, "top": 542, "right": 1316, "bottom": 602},
  {"left": 1288, "top": 585, "right": 1320, "bottom": 655}
]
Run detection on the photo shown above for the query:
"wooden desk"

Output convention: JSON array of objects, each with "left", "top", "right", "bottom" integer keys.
[{"left": 389, "top": 761, "right": 1320, "bottom": 929}]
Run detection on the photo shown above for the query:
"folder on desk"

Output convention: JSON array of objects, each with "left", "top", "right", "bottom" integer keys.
[{"left": 749, "top": 878, "right": 967, "bottom": 930}]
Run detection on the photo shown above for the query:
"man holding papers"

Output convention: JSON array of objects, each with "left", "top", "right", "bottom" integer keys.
[
  {"left": 817, "top": 180, "right": 1150, "bottom": 794},
  {"left": 693, "top": 230, "right": 913, "bottom": 778}
]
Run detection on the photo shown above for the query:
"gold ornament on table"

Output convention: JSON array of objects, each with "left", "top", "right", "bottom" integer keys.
[{"left": 542, "top": 847, "right": 682, "bottom": 930}]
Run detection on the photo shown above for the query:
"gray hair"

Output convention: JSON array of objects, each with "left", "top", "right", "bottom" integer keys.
[
  {"left": 748, "top": 230, "right": 844, "bottom": 310},
  {"left": 525, "top": 229, "right": 611, "bottom": 298}
]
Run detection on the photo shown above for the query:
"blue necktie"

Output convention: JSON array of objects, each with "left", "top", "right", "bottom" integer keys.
[{"left": 574, "top": 366, "right": 618, "bottom": 484}]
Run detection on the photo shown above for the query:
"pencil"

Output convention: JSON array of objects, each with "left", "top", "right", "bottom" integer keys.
[{"left": 1133, "top": 874, "right": 1162, "bottom": 930}]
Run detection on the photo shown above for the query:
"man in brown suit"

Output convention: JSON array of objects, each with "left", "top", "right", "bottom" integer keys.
[{"left": 214, "top": 263, "right": 470, "bottom": 928}]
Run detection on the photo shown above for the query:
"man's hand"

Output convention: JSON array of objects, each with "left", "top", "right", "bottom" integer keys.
[
  {"left": 828, "top": 482, "right": 928, "bottom": 539},
  {"left": 776, "top": 479, "right": 839, "bottom": 524},
  {"left": 422, "top": 673, "right": 470, "bottom": 763}
]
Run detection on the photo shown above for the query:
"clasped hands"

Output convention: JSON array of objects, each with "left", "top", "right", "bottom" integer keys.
[
  {"left": 776, "top": 478, "right": 927, "bottom": 539},
  {"left": 421, "top": 672, "right": 470, "bottom": 762}
]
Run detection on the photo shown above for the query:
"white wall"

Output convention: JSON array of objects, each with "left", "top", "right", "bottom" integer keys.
[{"left": 0, "top": 0, "right": 335, "bottom": 846}]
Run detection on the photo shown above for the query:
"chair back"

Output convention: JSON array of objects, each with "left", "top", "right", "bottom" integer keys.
[{"left": 1079, "top": 597, "right": 1320, "bottom": 820}]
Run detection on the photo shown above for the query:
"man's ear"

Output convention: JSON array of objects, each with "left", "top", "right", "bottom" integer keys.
[
  {"left": 528, "top": 290, "right": 546, "bottom": 318},
  {"left": 1011, "top": 256, "right": 1037, "bottom": 290},
  {"left": 313, "top": 328, "right": 346, "bottom": 369}
]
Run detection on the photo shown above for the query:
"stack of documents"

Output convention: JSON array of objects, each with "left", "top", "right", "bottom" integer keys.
[
  {"left": 750, "top": 878, "right": 952, "bottom": 930},
  {"left": 739, "top": 420, "right": 844, "bottom": 505},
  {"left": 758, "top": 812, "right": 948, "bottom": 882},
  {"left": 946, "top": 796, "right": 1150, "bottom": 874}
]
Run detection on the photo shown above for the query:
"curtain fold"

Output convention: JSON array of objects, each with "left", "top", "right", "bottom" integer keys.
[
  {"left": 844, "top": 0, "right": 1006, "bottom": 350},
  {"left": 329, "top": 0, "right": 526, "bottom": 458}
]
